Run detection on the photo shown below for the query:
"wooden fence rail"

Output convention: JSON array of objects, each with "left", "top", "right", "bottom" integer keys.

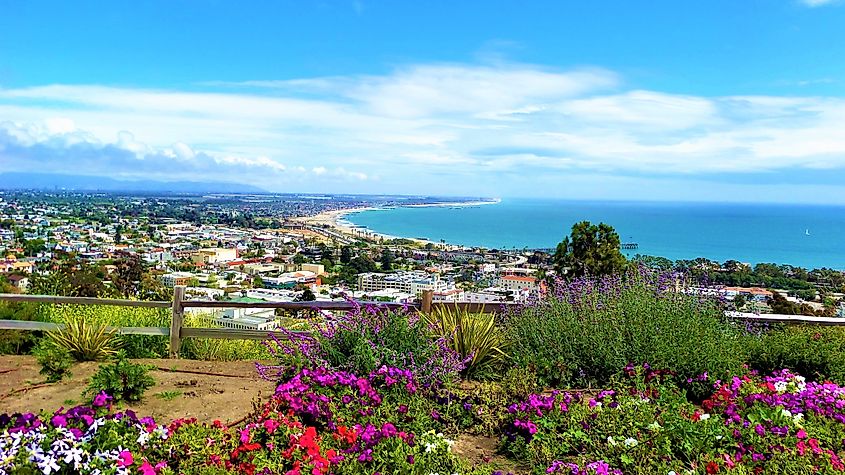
[{"left": 2, "top": 288, "right": 840, "bottom": 358}]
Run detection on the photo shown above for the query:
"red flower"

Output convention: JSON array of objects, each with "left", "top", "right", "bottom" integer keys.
[{"left": 706, "top": 461, "right": 720, "bottom": 474}]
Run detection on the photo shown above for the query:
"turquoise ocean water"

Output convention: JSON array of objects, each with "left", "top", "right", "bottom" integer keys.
[{"left": 345, "top": 199, "right": 845, "bottom": 270}]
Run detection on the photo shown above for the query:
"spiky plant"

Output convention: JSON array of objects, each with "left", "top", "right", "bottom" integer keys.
[
  {"left": 424, "top": 307, "right": 509, "bottom": 379},
  {"left": 47, "top": 317, "right": 121, "bottom": 361}
]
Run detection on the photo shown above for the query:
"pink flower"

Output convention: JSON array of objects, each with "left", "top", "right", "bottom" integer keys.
[
  {"left": 138, "top": 461, "right": 156, "bottom": 475},
  {"left": 50, "top": 414, "right": 67, "bottom": 428},
  {"left": 263, "top": 418, "right": 280, "bottom": 434},
  {"left": 796, "top": 429, "right": 807, "bottom": 439},
  {"left": 117, "top": 450, "right": 133, "bottom": 467},
  {"left": 93, "top": 391, "right": 112, "bottom": 407}
]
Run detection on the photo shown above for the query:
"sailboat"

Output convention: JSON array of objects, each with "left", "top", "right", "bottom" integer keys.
[{"left": 805, "top": 229, "right": 811, "bottom": 236}]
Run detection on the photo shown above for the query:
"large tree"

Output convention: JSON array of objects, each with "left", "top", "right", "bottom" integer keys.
[{"left": 553, "top": 221, "right": 627, "bottom": 277}]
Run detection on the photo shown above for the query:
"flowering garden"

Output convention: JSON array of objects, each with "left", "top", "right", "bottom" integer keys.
[{"left": 5, "top": 271, "right": 845, "bottom": 474}]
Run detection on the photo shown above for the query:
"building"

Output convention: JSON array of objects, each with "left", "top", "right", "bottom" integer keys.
[
  {"left": 357, "top": 271, "right": 454, "bottom": 296},
  {"left": 261, "top": 271, "right": 319, "bottom": 289},
  {"left": 496, "top": 274, "right": 539, "bottom": 292},
  {"left": 159, "top": 271, "right": 195, "bottom": 287},
  {"left": 300, "top": 263, "right": 326, "bottom": 276},
  {"left": 6, "top": 274, "right": 29, "bottom": 291},
  {"left": 722, "top": 286, "right": 774, "bottom": 302},
  {"left": 0, "top": 257, "right": 34, "bottom": 274},
  {"left": 191, "top": 248, "right": 238, "bottom": 265}
]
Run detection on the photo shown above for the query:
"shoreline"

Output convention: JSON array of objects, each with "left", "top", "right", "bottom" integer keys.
[{"left": 294, "top": 198, "right": 500, "bottom": 246}]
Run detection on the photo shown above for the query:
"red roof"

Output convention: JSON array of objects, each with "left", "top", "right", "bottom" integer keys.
[{"left": 500, "top": 275, "right": 537, "bottom": 283}]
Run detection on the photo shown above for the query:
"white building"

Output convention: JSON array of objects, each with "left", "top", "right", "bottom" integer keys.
[
  {"left": 496, "top": 275, "right": 539, "bottom": 292},
  {"left": 357, "top": 271, "right": 454, "bottom": 296}
]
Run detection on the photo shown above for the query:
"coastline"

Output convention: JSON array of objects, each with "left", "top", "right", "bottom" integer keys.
[{"left": 294, "top": 198, "right": 500, "bottom": 246}]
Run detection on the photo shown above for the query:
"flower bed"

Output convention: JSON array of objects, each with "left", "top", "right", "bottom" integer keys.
[
  {"left": 7, "top": 273, "right": 845, "bottom": 474},
  {"left": 5, "top": 362, "right": 845, "bottom": 474}
]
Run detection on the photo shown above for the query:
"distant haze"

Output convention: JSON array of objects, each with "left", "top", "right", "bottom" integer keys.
[{"left": 0, "top": 172, "right": 265, "bottom": 194}]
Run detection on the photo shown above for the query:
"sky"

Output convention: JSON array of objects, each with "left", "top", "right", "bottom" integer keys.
[{"left": 2, "top": 0, "right": 845, "bottom": 203}]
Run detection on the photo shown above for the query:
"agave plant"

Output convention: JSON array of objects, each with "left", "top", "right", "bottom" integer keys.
[
  {"left": 47, "top": 317, "right": 121, "bottom": 361},
  {"left": 423, "top": 307, "right": 509, "bottom": 379}
]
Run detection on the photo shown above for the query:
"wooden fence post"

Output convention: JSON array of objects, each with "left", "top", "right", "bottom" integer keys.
[
  {"left": 421, "top": 290, "right": 433, "bottom": 314},
  {"left": 170, "top": 286, "right": 186, "bottom": 358}
]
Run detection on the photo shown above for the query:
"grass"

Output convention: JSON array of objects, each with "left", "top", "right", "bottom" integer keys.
[{"left": 154, "top": 390, "right": 182, "bottom": 401}]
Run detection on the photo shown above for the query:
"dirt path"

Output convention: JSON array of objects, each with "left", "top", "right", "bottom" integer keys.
[{"left": 0, "top": 355, "right": 276, "bottom": 425}]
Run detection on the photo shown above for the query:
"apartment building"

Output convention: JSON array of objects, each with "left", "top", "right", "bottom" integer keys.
[{"left": 357, "top": 271, "right": 454, "bottom": 296}]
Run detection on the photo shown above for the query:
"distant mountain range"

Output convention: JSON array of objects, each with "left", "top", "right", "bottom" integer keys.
[{"left": 0, "top": 172, "right": 266, "bottom": 193}]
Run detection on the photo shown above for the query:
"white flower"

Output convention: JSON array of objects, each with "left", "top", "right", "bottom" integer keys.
[
  {"left": 699, "top": 413, "right": 711, "bottom": 421},
  {"left": 623, "top": 437, "right": 638, "bottom": 447},
  {"left": 781, "top": 409, "right": 792, "bottom": 418},
  {"left": 715, "top": 435, "right": 723, "bottom": 440},
  {"left": 137, "top": 431, "right": 150, "bottom": 446},
  {"left": 606, "top": 436, "right": 617, "bottom": 446},
  {"left": 774, "top": 381, "right": 788, "bottom": 393},
  {"left": 153, "top": 426, "right": 169, "bottom": 440},
  {"left": 794, "top": 413, "right": 804, "bottom": 422}
]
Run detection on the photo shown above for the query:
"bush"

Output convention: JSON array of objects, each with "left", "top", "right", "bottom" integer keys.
[
  {"left": 424, "top": 307, "right": 509, "bottom": 379},
  {"left": 506, "top": 269, "right": 748, "bottom": 395},
  {"left": 47, "top": 317, "right": 120, "bottom": 361},
  {"left": 748, "top": 325, "right": 845, "bottom": 383},
  {"left": 262, "top": 303, "right": 464, "bottom": 385},
  {"left": 86, "top": 351, "right": 155, "bottom": 402},
  {"left": 32, "top": 340, "right": 73, "bottom": 382},
  {"left": 0, "top": 301, "right": 45, "bottom": 354}
]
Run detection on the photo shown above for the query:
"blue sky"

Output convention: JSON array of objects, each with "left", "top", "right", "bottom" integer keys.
[{"left": 2, "top": 0, "right": 845, "bottom": 202}]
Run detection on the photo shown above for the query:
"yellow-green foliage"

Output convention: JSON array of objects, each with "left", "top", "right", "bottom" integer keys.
[
  {"left": 47, "top": 318, "right": 120, "bottom": 361},
  {"left": 41, "top": 304, "right": 170, "bottom": 358},
  {"left": 174, "top": 314, "right": 272, "bottom": 361},
  {"left": 424, "top": 307, "right": 508, "bottom": 379},
  {"left": 41, "top": 304, "right": 169, "bottom": 327}
]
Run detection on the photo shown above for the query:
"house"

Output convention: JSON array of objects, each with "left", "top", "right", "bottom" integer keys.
[
  {"left": 722, "top": 286, "right": 774, "bottom": 302},
  {"left": 6, "top": 274, "right": 29, "bottom": 291}
]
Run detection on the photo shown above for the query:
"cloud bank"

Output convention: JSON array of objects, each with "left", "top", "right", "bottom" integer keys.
[{"left": 2, "top": 62, "right": 845, "bottom": 200}]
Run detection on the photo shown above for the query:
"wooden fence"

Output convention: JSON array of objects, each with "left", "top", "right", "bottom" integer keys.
[
  {"left": 1, "top": 288, "right": 841, "bottom": 358},
  {"left": 0, "top": 288, "right": 522, "bottom": 357}
]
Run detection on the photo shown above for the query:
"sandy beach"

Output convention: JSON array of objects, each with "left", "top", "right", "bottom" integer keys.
[{"left": 295, "top": 199, "right": 500, "bottom": 245}]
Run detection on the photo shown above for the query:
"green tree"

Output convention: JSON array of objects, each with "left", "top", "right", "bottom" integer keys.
[
  {"left": 380, "top": 248, "right": 395, "bottom": 271},
  {"left": 23, "top": 238, "right": 46, "bottom": 257},
  {"left": 733, "top": 293, "right": 747, "bottom": 310},
  {"left": 553, "top": 221, "right": 626, "bottom": 278},
  {"left": 340, "top": 246, "right": 353, "bottom": 264},
  {"left": 112, "top": 255, "right": 144, "bottom": 297},
  {"left": 295, "top": 288, "right": 316, "bottom": 301},
  {"left": 349, "top": 255, "right": 378, "bottom": 274}
]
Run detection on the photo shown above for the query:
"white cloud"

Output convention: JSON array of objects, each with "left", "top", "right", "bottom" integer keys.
[
  {"left": 799, "top": 0, "right": 839, "bottom": 6},
  {"left": 2, "top": 61, "right": 845, "bottom": 196}
]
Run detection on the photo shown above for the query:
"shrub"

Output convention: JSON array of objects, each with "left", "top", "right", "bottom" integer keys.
[
  {"left": 505, "top": 269, "right": 748, "bottom": 395},
  {"left": 86, "top": 351, "right": 155, "bottom": 402},
  {"left": 47, "top": 317, "right": 120, "bottom": 361},
  {"left": 747, "top": 325, "right": 845, "bottom": 383},
  {"left": 500, "top": 366, "right": 540, "bottom": 400},
  {"left": 262, "top": 303, "right": 464, "bottom": 384},
  {"left": 32, "top": 339, "right": 73, "bottom": 382},
  {"left": 0, "top": 301, "right": 45, "bottom": 354},
  {"left": 424, "top": 307, "right": 509, "bottom": 379}
]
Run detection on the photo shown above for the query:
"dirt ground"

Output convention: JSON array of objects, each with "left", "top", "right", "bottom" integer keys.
[{"left": 0, "top": 355, "right": 276, "bottom": 424}]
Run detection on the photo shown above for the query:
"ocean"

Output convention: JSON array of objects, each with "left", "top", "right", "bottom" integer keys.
[{"left": 344, "top": 199, "right": 845, "bottom": 270}]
